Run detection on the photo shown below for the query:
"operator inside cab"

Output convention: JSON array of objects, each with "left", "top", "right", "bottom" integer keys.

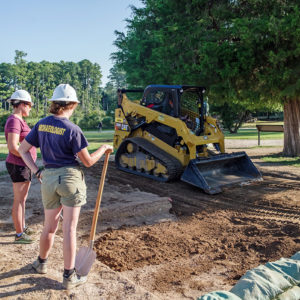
[
  {"left": 144, "top": 91, "right": 175, "bottom": 116},
  {"left": 144, "top": 91, "right": 164, "bottom": 112},
  {"left": 162, "top": 94, "right": 174, "bottom": 116}
]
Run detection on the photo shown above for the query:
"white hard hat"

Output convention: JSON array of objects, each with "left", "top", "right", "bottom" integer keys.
[
  {"left": 49, "top": 84, "right": 80, "bottom": 103},
  {"left": 8, "top": 90, "right": 33, "bottom": 104}
]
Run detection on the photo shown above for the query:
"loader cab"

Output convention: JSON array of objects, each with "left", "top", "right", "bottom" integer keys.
[
  {"left": 141, "top": 85, "right": 179, "bottom": 117},
  {"left": 140, "top": 85, "right": 206, "bottom": 134}
]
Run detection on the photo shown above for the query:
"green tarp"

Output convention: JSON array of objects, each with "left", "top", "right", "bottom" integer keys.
[
  {"left": 198, "top": 291, "right": 241, "bottom": 300},
  {"left": 198, "top": 251, "right": 300, "bottom": 300}
]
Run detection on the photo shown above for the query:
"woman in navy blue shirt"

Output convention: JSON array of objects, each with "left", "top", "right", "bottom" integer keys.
[{"left": 19, "top": 84, "right": 113, "bottom": 289}]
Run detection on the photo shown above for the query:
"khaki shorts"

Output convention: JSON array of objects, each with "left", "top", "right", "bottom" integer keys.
[{"left": 41, "top": 166, "right": 87, "bottom": 209}]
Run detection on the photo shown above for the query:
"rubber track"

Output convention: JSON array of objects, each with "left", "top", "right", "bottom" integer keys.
[{"left": 115, "top": 137, "right": 183, "bottom": 182}]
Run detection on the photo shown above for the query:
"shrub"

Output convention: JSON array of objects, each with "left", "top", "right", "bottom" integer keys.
[
  {"left": 102, "top": 116, "right": 113, "bottom": 129},
  {"left": 0, "top": 111, "right": 10, "bottom": 131},
  {"left": 71, "top": 109, "right": 84, "bottom": 126},
  {"left": 78, "top": 111, "right": 103, "bottom": 130},
  {"left": 210, "top": 102, "right": 252, "bottom": 133},
  {"left": 25, "top": 117, "right": 40, "bottom": 128}
]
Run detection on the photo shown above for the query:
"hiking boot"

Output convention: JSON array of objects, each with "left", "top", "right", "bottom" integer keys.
[
  {"left": 24, "top": 226, "right": 35, "bottom": 235},
  {"left": 62, "top": 270, "right": 87, "bottom": 289},
  {"left": 32, "top": 258, "right": 48, "bottom": 274},
  {"left": 14, "top": 233, "right": 34, "bottom": 244}
]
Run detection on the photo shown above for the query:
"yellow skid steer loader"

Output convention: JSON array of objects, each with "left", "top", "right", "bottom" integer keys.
[{"left": 113, "top": 85, "right": 262, "bottom": 194}]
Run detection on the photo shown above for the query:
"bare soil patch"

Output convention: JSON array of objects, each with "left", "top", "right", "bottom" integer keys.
[{"left": 0, "top": 143, "right": 299, "bottom": 299}]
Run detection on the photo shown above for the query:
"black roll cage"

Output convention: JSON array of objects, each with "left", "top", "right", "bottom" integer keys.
[{"left": 117, "top": 85, "right": 206, "bottom": 135}]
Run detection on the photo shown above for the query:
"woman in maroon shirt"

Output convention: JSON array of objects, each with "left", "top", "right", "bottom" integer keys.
[{"left": 5, "top": 90, "right": 37, "bottom": 244}]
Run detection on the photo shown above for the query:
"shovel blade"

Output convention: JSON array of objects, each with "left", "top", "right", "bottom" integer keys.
[{"left": 75, "top": 246, "right": 96, "bottom": 276}]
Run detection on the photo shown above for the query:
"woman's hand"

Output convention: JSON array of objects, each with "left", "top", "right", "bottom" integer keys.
[
  {"left": 38, "top": 173, "right": 43, "bottom": 184},
  {"left": 19, "top": 140, "right": 41, "bottom": 181},
  {"left": 35, "top": 169, "right": 43, "bottom": 184},
  {"left": 78, "top": 144, "right": 113, "bottom": 168},
  {"left": 103, "top": 144, "right": 113, "bottom": 154}
]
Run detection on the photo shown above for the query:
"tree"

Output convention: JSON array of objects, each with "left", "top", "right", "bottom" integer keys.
[
  {"left": 0, "top": 65, "right": 14, "bottom": 109},
  {"left": 195, "top": 1, "right": 300, "bottom": 156},
  {"left": 107, "top": 65, "right": 127, "bottom": 89},
  {"left": 14, "top": 50, "right": 28, "bottom": 88},
  {"left": 103, "top": 82, "right": 118, "bottom": 116},
  {"left": 78, "top": 60, "right": 102, "bottom": 113}
]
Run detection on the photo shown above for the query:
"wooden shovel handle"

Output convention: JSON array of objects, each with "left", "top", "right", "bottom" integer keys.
[{"left": 89, "top": 151, "right": 111, "bottom": 243}]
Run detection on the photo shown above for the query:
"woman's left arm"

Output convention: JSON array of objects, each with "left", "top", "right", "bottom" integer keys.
[{"left": 7, "top": 132, "right": 21, "bottom": 157}]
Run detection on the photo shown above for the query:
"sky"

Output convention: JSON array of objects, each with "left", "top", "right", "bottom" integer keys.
[{"left": 0, "top": 0, "right": 143, "bottom": 86}]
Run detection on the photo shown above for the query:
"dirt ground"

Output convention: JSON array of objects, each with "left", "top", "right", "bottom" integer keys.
[{"left": 0, "top": 140, "right": 300, "bottom": 300}]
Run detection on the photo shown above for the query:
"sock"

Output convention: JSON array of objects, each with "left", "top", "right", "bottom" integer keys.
[
  {"left": 63, "top": 268, "right": 75, "bottom": 278},
  {"left": 16, "top": 232, "right": 23, "bottom": 237},
  {"left": 38, "top": 256, "right": 48, "bottom": 264}
]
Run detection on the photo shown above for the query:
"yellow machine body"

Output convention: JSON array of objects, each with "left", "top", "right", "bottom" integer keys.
[{"left": 113, "top": 85, "right": 261, "bottom": 194}]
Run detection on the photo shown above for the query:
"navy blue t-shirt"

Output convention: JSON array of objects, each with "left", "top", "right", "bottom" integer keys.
[{"left": 26, "top": 115, "right": 88, "bottom": 168}]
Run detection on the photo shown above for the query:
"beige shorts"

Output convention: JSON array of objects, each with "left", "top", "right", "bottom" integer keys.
[{"left": 41, "top": 166, "right": 87, "bottom": 209}]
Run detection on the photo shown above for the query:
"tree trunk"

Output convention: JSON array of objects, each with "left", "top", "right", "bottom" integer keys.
[
  {"left": 283, "top": 99, "right": 300, "bottom": 157},
  {"left": 35, "top": 87, "right": 39, "bottom": 115},
  {"left": 43, "top": 95, "right": 47, "bottom": 117}
]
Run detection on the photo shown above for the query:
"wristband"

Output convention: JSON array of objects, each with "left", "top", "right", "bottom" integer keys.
[{"left": 35, "top": 168, "right": 42, "bottom": 178}]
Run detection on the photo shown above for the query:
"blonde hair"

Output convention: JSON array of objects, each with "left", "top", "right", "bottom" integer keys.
[{"left": 49, "top": 102, "right": 78, "bottom": 115}]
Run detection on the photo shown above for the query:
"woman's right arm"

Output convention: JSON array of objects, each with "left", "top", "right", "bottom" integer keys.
[
  {"left": 19, "top": 140, "right": 40, "bottom": 174},
  {"left": 77, "top": 144, "right": 113, "bottom": 168}
]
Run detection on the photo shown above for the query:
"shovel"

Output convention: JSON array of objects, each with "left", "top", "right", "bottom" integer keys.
[{"left": 75, "top": 150, "right": 112, "bottom": 276}]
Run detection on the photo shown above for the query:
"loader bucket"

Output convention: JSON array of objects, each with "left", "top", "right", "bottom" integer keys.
[{"left": 180, "top": 152, "right": 262, "bottom": 194}]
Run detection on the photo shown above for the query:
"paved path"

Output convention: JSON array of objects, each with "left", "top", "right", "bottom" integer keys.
[{"left": 226, "top": 138, "right": 283, "bottom": 149}]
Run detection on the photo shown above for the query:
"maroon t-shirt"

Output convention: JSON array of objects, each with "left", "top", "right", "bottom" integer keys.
[{"left": 5, "top": 115, "right": 37, "bottom": 166}]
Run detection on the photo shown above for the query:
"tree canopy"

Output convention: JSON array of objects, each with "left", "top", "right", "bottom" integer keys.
[{"left": 0, "top": 51, "right": 103, "bottom": 115}]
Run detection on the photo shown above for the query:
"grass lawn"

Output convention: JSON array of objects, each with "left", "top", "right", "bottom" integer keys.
[
  {"left": 261, "top": 154, "right": 300, "bottom": 167},
  {"left": 0, "top": 134, "right": 5, "bottom": 144},
  {"left": 224, "top": 128, "right": 283, "bottom": 139},
  {"left": 83, "top": 130, "right": 114, "bottom": 142},
  {"left": 0, "top": 126, "right": 283, "bottom": 145},
  {"left": 0, "top": 148, "right": 8, "bottom": 160},
  {"left": 0, "top": 128, "right": 284, "bottom": 156}
]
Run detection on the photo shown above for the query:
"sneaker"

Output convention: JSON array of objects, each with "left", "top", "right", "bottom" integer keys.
[
  {"left": 14, "top": 233, "right": 34, "bottom": 244},
  {"left": 24, "top": 226, "right": 35, "bottom": 235},
  {"left": 32, "top": 258, "right": 48, "bottom": 274},
  {"left": 62, "top": 270, "right": 87, "bottom": 289}
]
